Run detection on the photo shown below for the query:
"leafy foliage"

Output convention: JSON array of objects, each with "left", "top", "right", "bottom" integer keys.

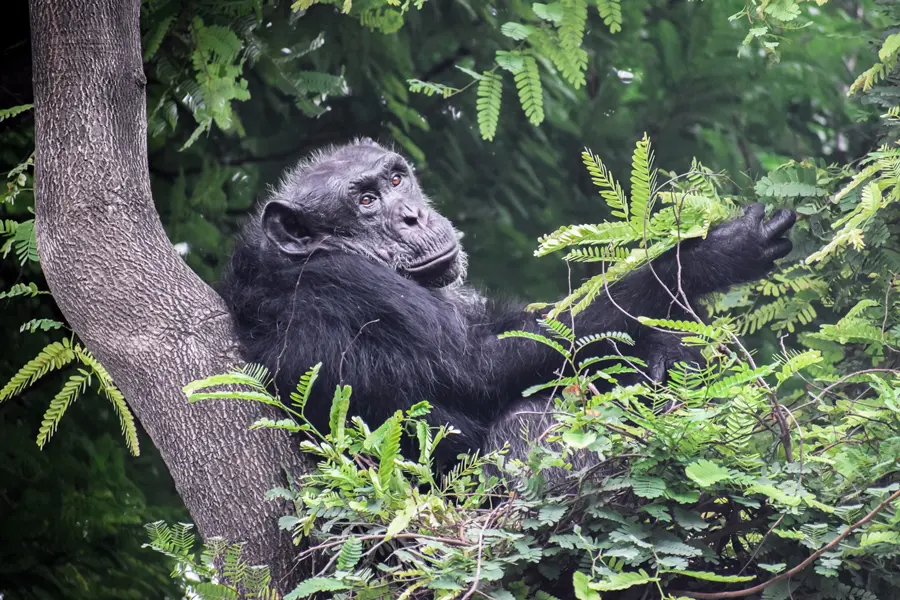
[
  {"left": 0, "top": 337, "right": 140, "bottom": 456},
  {"left": 144, "top": 522, "right": 278, "bottom": 599}
]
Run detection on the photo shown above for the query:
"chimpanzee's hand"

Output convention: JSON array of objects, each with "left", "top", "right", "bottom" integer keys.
[
  {"left": 687, "top": 203, "right": 796, "bottom": 291},
  {"left": 645, "top": 330, "right": 704, "bottom": 384}
]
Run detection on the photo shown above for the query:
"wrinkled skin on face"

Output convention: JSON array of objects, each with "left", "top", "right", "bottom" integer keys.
[{"left": 261, "top": 139, "right": 465, "bottom": 287}]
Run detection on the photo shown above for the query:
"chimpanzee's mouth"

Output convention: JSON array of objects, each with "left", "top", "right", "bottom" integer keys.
[{"left": 405, "top": 244, "right": 460, "bottom": 278}]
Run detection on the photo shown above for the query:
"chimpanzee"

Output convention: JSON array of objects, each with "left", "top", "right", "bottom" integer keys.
[{"left": 220, "top": 139, "right": 796, "bottom": 468}]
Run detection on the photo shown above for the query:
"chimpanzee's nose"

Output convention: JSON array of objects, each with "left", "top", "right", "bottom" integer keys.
[{"left": 400, "top": 203, "right": 427, "bottom": 228}]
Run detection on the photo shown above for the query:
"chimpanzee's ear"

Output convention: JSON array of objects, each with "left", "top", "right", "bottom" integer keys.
[
  {"left": 358, "top": 136, "right": 380, "bottom": 147},
  {"left": 262, "top": 200, "right": 313, "bottom": 257}
]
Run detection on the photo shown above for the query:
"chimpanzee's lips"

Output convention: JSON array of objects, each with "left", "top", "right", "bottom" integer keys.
[{"left": 405, "top": 244, "right": 460, "bottom": 278}]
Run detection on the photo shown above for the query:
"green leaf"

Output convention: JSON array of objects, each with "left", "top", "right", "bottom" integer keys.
[
  {"left": 573, "top": 571, "right": 601, "bottom": 600},
  {"left": 629, "top": 134, "right": 655, "bottom": 234},
  {"left": 631, "top": 475, "right": 666, "bottom": 499},
  {"left": 500, "top": 22, "right": 535, "bottom": 40},
  {"left": 532, "top": 2, "right": 565, "bottom": 24},
  {"left": 278, "top": 515, "right": 300, "bottom": 531},
  {"left": 582, "top": 148, "right": 628, "bottom": 219},
  {"left": 499, "top": 330, "right": 572, "bottom": 359},
  {"left": 0, "top": 340, "right": 76, "bottom": 402},
  {"left": 37, "top": 372, "right": 90, "bottom": 449},
  {"left": 476, "top": 71, "right": 503, "bottom": 141},
  {"left": 19, "top": 318, "right": 64, "bottom": 333},
  {"left": 336, "top": 536, "right": 362, "bottom": 571},
  {"left": 0, "top": 104, "right": 33, "bottom": 122},
  {"left": 249, "top": 418, "right": 303, "bottom": 432},
  {"left": 538, "top": 504, "right": 567, "bottom": 525},
  {"left": 328, "top": 384, "right": 352, "bottom": 445},
  {"left": 596, "top": 0, "right": 622, "bottom": 33},
  {"left": 285, "top": 577, "right": 349, "bottom": 599},
  {"left": 0, "top": 282, "right": 47, "bottom": 299},
  {"left": 386, "top": 502, "right": 416, "bottom": 539},
  {"left": 290, "top": 362, "right": 321, "bottom": 413},
  {"left": 562, "top": 430, "right": 597, "bottom": 449},
  {"left": 496, "top": 50, "right": 526, "bottom": 74},
  {"left": 590, "top": 570, "right": 657, "bottom": 591},
  {"left": 514, "top": 55, "right": 544, "bottom": 126},
  {"left": 747, "top": 483, "right": 803, "bottom": 507},
  {"left": 684, "top": 459, "right": 731, "bottom": 487},
  {"left": 378, "top": 412, "right": 403, "bottom": 488}
]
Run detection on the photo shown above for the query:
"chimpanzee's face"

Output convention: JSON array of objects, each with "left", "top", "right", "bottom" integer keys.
[{"left": 261, "top": 141, "right": 464, "bottom": 287}]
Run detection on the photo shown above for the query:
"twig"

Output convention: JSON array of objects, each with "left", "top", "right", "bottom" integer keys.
[
  {"left": 339, "top": 319, "right": 380, "bottom": 384},
  {"left": 461, "top": 521, "right": 489, "bottom": 599},
  {"left": 738, "top": 514, "right": 785, "bottom": 575},
  {"left": 274, "top": 239, "right": 328, "bottom": 396},
  {"left": 673, "top": 488, "right": 900, "bottom": 599}
]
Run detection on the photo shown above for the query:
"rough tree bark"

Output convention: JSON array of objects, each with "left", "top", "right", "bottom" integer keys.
[{"left": 29, "top": 0, "right": 305, "bottom": 590}]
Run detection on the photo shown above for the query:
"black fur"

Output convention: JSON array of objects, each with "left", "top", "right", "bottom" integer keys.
[{"left": 221, "top": 141, "right": 796, "bottom": 469}]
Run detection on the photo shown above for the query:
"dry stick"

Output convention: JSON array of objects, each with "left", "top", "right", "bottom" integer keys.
[
  {"left": 461, "top": 501, "right": 508, "bottom": 600},
  {"left": 461, "top": 521, "right": 489, "bottom": 600},
  {"left": 882, "top": 273, "right": 895, "bottom": 336},
  {"left": 338, "top": 319, "right": 380, "bottom": 384},
  {"left": 737, "top": 514, "right": 785, "bottom": 576},
  {"left": 673, "top": 487, "right": 900, "bottom": 600},
  {"left": 273, "top": 238, "right": 329, "bottom": 396}
]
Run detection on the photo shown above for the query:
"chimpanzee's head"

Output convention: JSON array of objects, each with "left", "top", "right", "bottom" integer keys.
[{"left": 261, "top": 138, "right": 465, "bottom": 287}]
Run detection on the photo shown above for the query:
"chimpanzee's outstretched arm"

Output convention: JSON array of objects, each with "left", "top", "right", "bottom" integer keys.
[
  {"left": 482, "top": 205, "right": 796, "bottom": 404},
  {"left": 587, "top": 204, "right": 796, "bottom": 324}
]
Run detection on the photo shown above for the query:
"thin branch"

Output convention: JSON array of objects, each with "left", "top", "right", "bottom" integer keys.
[{"left": 673, "top": 488, "right": 900, "bottom": 599}]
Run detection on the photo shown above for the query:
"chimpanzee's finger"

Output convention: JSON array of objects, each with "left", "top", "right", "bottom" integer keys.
[
  {"left": 649, "top": 354, "right": 667, "bottom": 384},
  {"left": 763, "top": 238, "right": 793, "bottom": 262},
  {"left": 762, "top": 209, "right": 797, "bottom": 240},
  {"left": 743, "top": 203, "right": 766, "bottom": 224}
]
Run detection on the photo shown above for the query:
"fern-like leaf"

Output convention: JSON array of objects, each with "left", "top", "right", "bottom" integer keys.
[
  {"left": 476, "top": 71, "right": 502, "bottom": 141},
  {"left": 596, "top": 0, "right": 623, "bottom": 33},
  {"left": 558, "top": 0, "right": 588, "bottom": 87},
  {"left": 498, "top": 330, "right": 572, "bottom": 359},
  {"left": 328, "top": 384, "right": 352, "bottom": 446},
  {"left": 637, "top": 317, "right": 721, "bottom": 339},
  {"left": 629, "top": 134, "right": 656, "bottom": 235},
  {"left": 142, "top": 15, "right": 174, "bottom": 62},
  {"left": 291, "top": 362, "right": 321, "bottom": 413},
  {"left": 0, "top": 339, "right": 76, "bottom": 402},
  {"left": 582, "top": 149, "right": 628, "bottom": 219},
  {"left": 0, "top": 282, "right": 47, "bottom": 299},
  {"left": 75, "top": 345, "right": 140, "bottom": 455},
  {"left": 377, "top": 413, "right": 403, "bottom": 488},
  {"left": 514, "top": 55, "right": 544, "bottom": 126},
  {"left": 37, "top": 371, "right": 90, "bottom": 449},
  {"left": 20, "top": 319, "right": 65, "bottom": 333},
  {"left": 336, "top": 536, "right": 362, "bottom": 572},
  {"left": 539, "top": 317, "right": 575, "bottom": 342},
  {"left": 0, "top": 104, "right": 33, "bottom": 122},
  {"left": 536, "top": 222, "right": 640, "bottom": 256}
]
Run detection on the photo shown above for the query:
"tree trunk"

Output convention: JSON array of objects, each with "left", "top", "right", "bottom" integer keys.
[{"left": 29, "top": 0, "right": 304, "bottom": 590}]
